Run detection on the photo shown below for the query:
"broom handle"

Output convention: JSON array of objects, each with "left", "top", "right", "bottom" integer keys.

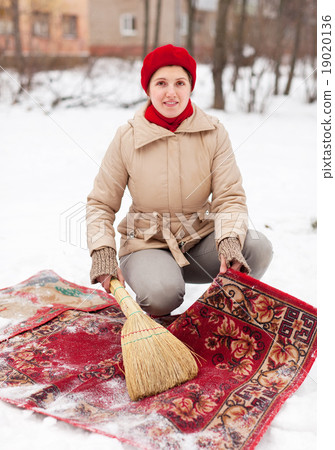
[{"left": 110, "top": 278, "right": 143, "bottom": 318}]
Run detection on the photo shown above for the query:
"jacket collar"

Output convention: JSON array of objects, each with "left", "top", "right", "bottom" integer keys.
[{"left": 129, "top": 101, "right": 216, "bottom": 149}]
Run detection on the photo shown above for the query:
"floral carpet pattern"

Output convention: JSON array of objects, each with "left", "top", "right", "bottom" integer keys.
[{"left": 0, "top": 270, "right": 316, "bottom": 449}]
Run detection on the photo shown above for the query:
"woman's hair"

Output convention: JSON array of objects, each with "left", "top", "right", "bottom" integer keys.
[{"left": 184, "top": 69, "right": 193, "bottom": 88}]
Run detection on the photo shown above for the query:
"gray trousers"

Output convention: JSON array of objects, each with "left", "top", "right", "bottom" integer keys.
[{"left": 120, "top": 231, "right": 273, "bottom": 316}]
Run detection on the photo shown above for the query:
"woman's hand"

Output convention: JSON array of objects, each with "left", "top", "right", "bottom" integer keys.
[
  {"left": 219, "top": 254, "right": 242, "bottom": 274},
  {"left": 96, "top": 267, "right": 125, "bottom": 293}
]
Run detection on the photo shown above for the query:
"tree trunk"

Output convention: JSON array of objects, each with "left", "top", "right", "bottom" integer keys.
[
  {"left": 273, "top": 0, "right": 286, "bottom": 95},
  {"left": 10, "top": 0, "right": 24, "bottom": 73},
  {"left": 186, "top": 0, "right": 196, "bottom": 56},
  {"left": 232, "top": 0, "right": 248, "bottom": 92},
  {"left": 212, "top": 0, "right": 232, "bottom": 109},
  {"left": 142, "top": 0, "right": 150, "bottom": 58},
  {"left": 284, "top": 0, "right": 304, "bottom": 95},
  {"left": 153, "top": 0, "right": 162, "bottom": 49}
]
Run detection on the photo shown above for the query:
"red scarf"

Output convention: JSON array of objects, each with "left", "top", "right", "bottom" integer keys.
[{"left": 145, "top": 100, "right": 193, "bottom": 132}]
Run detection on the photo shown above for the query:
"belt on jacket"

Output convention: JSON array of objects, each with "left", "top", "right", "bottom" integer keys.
[
  {"left": 141, "top": 211, "right": 190, "bottom": 267},
  {"left": 128, "top": 206, "right": 212, "bottom": 267}
]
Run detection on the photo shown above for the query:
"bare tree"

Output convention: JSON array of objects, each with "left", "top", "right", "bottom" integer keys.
[
  {"left": 232, "top": 0, "right": 248, "bottom": 92},
  {"left": 284, "top": 0, "right": 304, "bottom": 95},
  {"left": 273, "top": 0, "right": 287, "bottom": 95},
  {"left": 186, "top": 0, "right": 196, "bottom": 56},
  {"left": 10, "top": 0, "right": 23, "bottom": 72},
  {"left": 153, "top": 0, "right": 162, "bottom": 49},
  {"left": 212, "top": 0, "right": 232, "bottom": 109},
  {"left": 9, "top": 0, "right": 36, "bottom": 99},
  {"left": 0, "top": 2, "right": 11, "bottom": 58},
  {"left": 301, "top": 0, "right": 317, "bottom": 103},
  {"left": 143, "top": 0, "right": 150, "bottom": 58}
]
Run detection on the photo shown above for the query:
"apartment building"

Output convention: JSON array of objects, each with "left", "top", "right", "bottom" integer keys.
[
  {"left": 0, "top": 0, "right": 217, "bottom": 65},
  {"left": 88, "top": 0, "right": 217, "bottom": 61},
  {"left": 0, "top": 0, "right": 89, "bottom": 65}
]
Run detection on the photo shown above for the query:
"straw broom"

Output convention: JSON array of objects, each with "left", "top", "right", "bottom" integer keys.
[{"left": 110, "top": 278, "right": 198, "bottom": 401}]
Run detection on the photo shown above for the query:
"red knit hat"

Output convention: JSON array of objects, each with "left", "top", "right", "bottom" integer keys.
[{"left": 141, "top": 44, "right": 197, "bottom": 93}]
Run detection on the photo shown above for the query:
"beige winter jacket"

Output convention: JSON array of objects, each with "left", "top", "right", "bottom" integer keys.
[{"left": 87, "top": 102, "right": 248, "bottom": 267}]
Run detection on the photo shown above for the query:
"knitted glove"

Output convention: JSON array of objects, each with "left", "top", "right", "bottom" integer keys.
[
  {"left": 218, "top": 237, "right": 250, "bottom": 274},
  {"left": 90, "top": 247, "right": 118, "bottom": 284}
]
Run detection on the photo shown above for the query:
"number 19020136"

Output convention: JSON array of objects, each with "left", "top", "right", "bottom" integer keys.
[{"left": 321, "top": 15, "right": 332, "bottom": 75}]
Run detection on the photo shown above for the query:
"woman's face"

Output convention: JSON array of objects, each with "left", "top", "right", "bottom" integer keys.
[{"left": 148, "top": 66, "right": 191, "bottom": 118}]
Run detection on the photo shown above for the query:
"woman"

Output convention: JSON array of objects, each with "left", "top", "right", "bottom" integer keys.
[{"left": 87, "top": 44, "right": 273, "bottom": 318}]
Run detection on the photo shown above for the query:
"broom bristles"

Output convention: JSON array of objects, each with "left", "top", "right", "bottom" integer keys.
[
  {"left": 121, "top": 312, "right": 198, "bottom": 401},
  {"left": 109, "top": 278, "right": 198, "bottom": 401}
]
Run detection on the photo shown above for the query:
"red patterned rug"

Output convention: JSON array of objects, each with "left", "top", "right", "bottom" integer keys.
[{"left": 0, "top": 270, "right": 316, "bottom": 449}]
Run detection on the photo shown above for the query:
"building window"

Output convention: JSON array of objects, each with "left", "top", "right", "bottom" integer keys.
[
  {"left": 120, "top": 13, "right": 137, "bottom": 36},
  {"left": 0, "top": 8, "right": 13, "bottom": 35},
  {"left": 62, "top": 15, "right": 78, "bottom": 38},
  {"left": 32, "top": 11, "right": 50, "bottom": 38}
]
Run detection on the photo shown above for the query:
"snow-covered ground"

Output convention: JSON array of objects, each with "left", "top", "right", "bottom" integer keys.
[{"left": 0, "top": 60, "right": 316, "bottom": 449}]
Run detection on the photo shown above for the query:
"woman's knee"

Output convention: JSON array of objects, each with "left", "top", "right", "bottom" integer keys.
[
  {"left": 120, "top": 250, "right": 185, "bottom": 316},
  {"left": 135, "top": 280, "right": 185, "bottom": 316},
  {"left": 243, "top": 230, "right": 273, "bottom": 279}
]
